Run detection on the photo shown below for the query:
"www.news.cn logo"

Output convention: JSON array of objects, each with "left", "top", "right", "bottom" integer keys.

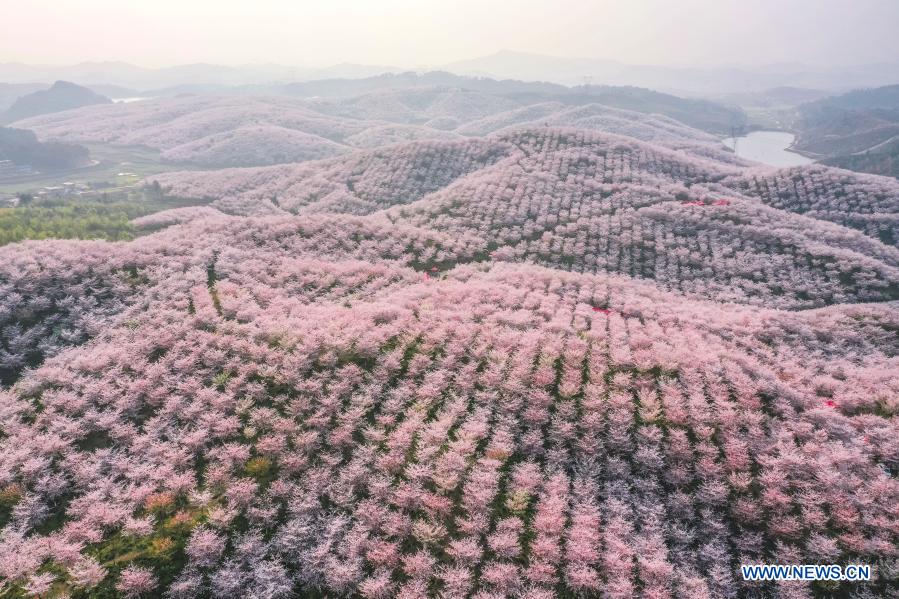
[{"left": 742, "top": 564, "right": 871, "bottom": 582}]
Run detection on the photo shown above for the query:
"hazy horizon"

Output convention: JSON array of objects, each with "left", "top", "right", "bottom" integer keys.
[
  {"left": 3, "top": 0, "right": 898, "bottom": 70},
  {"left": 4, "top": 50, "right": 899, "bottom": 72}
]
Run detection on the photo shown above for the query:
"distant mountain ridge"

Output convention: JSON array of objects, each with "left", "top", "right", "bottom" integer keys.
[
  {"left": 0, "top": 83, "right": 47, "bottom": 112},
  {"left": 280, "top": 71, "right": 566, "bottom": 98},
  {"left": 442, "top": 50, "right": 899, "bottom": 95},
  {"left": 3, "top": 54, "right": 899, "bottom": 95},
  {"left": 276, "top": 73, "right": 747, "bottom": 135},
  {"left": 801, "top": 84, "right": 899, "bottom": 112},
  {"left": 0, "top": 62, "right": 311, "bottom": 90},
  {"left": 1, "top": 80, "right": 111, "bottom": 124}
]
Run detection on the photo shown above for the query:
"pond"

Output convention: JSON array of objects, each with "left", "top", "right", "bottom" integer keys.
[{"left": 723, "top": 130, "right": 815, "bottom": 168}]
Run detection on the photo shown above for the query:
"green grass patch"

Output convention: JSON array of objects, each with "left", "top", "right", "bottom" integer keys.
[{"left": 0, "top": 194, "right": 211, "bottom": 246}]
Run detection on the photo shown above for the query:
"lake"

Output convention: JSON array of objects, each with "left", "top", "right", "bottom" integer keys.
[{"left": 723, "top": 131, "right": 815, "bottom": 168}]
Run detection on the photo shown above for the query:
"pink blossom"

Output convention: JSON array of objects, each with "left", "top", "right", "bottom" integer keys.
[{"left": 116, "top": 565, "right": 157, "bottom": 598}]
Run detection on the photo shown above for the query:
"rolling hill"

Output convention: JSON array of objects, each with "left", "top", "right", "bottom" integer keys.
[
  {"left": 0, "top": 126, "right": 91, "bottom": 171},
  {"left": 823, "top": 139, "right": 899, "bottom": 179},
  {"left": 9, "top": 77, "right": 747, "bottom": 169},
  {"left": 791, "top": 85, "right": 899, "bottom": 178},
  {"left": 152, "top": 128, "right": 899, "bottom": 311}
]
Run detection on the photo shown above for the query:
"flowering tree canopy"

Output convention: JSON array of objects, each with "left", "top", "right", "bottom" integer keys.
[{"left": 1, "top": 96, "right": 897, "bottom": 597}]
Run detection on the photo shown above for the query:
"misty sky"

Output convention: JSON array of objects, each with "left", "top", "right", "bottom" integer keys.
[{"left": 2, "top": 0, "right": 898, "bottom": 68}]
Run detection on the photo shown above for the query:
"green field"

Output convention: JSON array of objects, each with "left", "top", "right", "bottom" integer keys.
[
  {"left": 0, "top": 192, "right": 211, "bottom": 246},
  {"left": 0, "top": 143, "right": 205, "bottom": 194}
]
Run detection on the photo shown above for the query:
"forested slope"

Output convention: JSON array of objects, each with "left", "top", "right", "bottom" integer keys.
[
  {"left": 153, "top": 128, "right": 899, "bottom": 310},
  {"left": 1, "top": 215, "right": 897, "bottom": 597}
]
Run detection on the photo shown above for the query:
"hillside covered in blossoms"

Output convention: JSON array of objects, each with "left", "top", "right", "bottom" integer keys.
[
  {"left": 1, "top": 85, "right": 898, "bottom": 599},
  {"left": 11, "top": 90, "right": 742, "bottom": 169}
]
